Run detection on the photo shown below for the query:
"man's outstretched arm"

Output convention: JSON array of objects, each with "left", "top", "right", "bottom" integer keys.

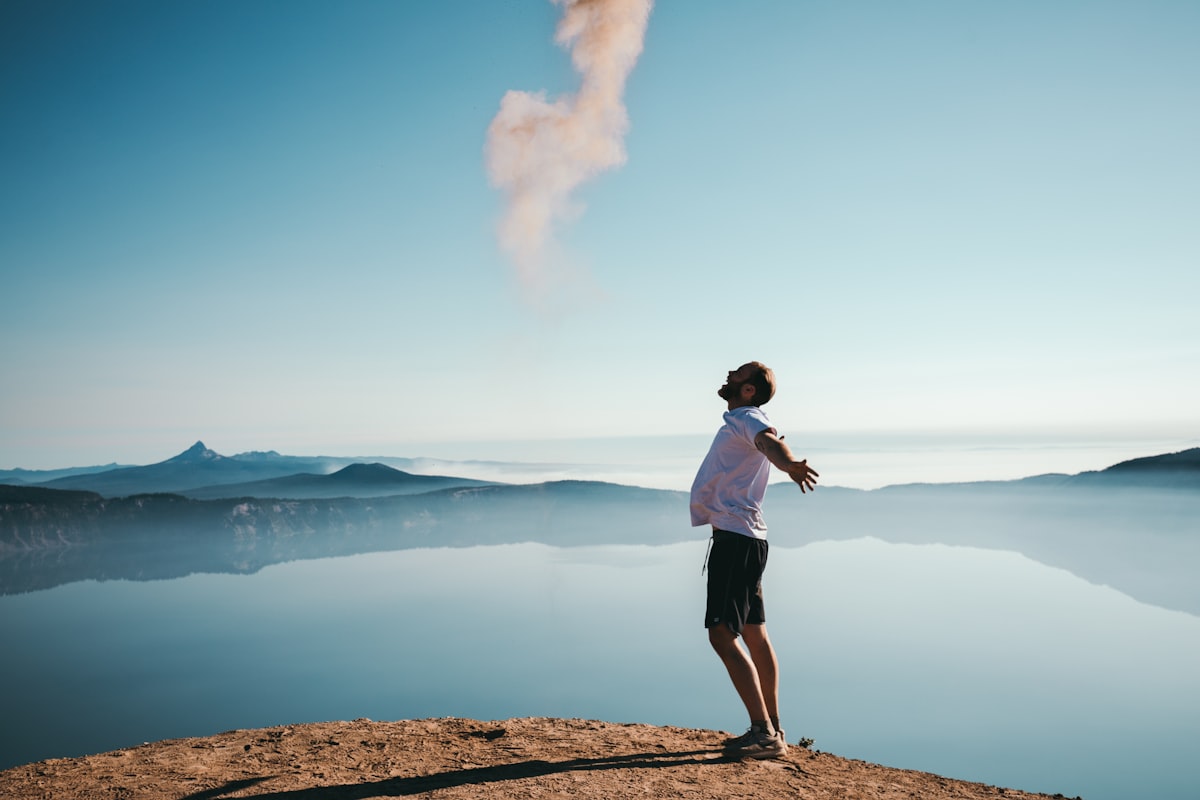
[{"left": 755, "top": 430, "right": 819, "bottom": 493}]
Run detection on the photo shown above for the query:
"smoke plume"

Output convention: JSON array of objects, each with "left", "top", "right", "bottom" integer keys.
[{"left": 486, "top": 0, "right": 653, "bottom": 305}]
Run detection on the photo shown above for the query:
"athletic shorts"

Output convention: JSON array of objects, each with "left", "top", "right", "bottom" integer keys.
[{"left": 704, "top": 528, "right": 768, "bottom": 634}]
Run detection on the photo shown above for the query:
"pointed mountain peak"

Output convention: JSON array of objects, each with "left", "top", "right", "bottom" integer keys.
[{"left": 164, "top": 441, "right": 225, "bottom": 464}]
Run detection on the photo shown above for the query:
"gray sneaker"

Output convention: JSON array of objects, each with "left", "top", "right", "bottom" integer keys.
[
  {"left": 723, "top": 725, "right": 787, "bottom": 759},
  {"left": 723, "top": 725, "right": 786, "bottom": 746}
]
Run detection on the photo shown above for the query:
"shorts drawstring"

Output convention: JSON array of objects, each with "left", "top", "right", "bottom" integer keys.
[{"left": 701, "top": 533, "right": 714, "bottom": 575}]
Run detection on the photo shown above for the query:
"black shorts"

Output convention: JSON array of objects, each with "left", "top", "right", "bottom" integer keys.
[{"left": 704, "top": 528, "right": 768, "bottom": 634}]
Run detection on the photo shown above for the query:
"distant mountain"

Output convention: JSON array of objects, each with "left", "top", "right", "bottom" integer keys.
[
  {"left": 28, "top": 442, "right": 505, "bottom": 499},
  {"left": 38, "top": 441, "right": 251, "bottom": 496},
  {"left": 178, "top": 462, "right": 496, "bottom": 500},
  {"left": 825, "top": 447, "right": 1200, "bottom": 493},
  {"left": 0, "top": 462, "right": 128, "bottom": 485},
  {"left": 37, "top": 442, "right": 380, "bottom": 497},
  {"left": 1066, "top": 447, "right": 1200, "bottom": 489}
]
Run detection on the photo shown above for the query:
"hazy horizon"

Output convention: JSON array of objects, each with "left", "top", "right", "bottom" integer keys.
[{"left": 4, "top": 425, "right": 1195, "bottom": 492}]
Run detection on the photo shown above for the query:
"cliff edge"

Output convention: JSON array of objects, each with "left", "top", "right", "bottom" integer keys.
[{"left": 0, "top": 717, "right": 1076, "bottom": 800}]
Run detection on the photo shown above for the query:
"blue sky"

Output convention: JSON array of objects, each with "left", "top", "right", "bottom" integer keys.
[{"left": 2, "top": 0, "right": 1198, "bottom": 476}]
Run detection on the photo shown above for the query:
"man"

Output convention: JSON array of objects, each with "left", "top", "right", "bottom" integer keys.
[{"left": 690, "top": 361, "right": 818, "bottom": 759}]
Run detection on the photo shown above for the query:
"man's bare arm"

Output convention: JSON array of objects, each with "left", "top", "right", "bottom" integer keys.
[{"left": 755, "top": 429, "right": 819, "bottom": 493}]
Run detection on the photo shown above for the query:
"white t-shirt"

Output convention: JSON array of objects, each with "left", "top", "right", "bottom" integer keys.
[{"left": 690, "top": 405, "right": 775, "bottom": 539}]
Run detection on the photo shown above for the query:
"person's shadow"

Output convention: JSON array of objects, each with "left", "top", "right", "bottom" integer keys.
[{"left": 180, "top": 747, "right": 726, "bottom": 800}]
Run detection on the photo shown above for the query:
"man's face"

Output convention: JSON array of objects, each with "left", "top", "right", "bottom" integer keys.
[{"left": 717, "top": 363, "right": 757, "bottom": 404}]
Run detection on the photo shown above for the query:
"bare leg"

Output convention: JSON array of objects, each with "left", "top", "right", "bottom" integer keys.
[
  {"left": 708, "top": 624, "right": 771, "bottom": 729},
  {"left": 741, "top": 623, "right": 779, "bottom": 724}
]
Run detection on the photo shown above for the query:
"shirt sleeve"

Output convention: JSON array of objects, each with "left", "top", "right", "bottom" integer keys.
[{"left": 732, "top": 406, "right": 773, "bottom": 444}]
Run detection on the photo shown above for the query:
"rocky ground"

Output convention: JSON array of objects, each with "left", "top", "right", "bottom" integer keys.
[{"left": 0, "top": 717, "right": 1079, "bottom": 800}]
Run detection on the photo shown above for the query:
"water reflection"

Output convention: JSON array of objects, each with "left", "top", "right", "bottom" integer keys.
[{"left": 1, "top": 540, "right": 1197, "bottom": 800}]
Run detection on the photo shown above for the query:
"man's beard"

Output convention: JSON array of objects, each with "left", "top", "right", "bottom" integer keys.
[{"left": 718, "top": 382, "right": 739, "bottom": 401}]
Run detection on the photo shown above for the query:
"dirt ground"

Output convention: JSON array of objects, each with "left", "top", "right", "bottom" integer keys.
[{"left": 0, "top": 717, "right": 1080, "bottom": 800}]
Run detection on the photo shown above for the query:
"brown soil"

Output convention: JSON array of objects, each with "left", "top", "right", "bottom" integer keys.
[{"left": 0, "top": 717, "right": 1076, "bottom": 800}]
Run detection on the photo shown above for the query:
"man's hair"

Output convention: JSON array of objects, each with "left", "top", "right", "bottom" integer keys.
[{"left": 746, "top": 361, "right": 776, "bottom": 406}]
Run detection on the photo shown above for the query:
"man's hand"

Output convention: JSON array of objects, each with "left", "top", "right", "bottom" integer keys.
[
  {"left": 783, "top": 459, "right": 819, "bottom": 493},
  {"left": 755, "top": 430, "right": 819, "bottom": 493}
]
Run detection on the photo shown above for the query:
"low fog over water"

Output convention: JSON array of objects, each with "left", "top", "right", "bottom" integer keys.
[{"left": 383, "top": 429, "right": 1199, "bottom": 490}]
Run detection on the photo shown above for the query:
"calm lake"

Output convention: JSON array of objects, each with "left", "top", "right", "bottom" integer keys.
[{"left": 2, "top": 538, "right": 1197, "bottom": 800}]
